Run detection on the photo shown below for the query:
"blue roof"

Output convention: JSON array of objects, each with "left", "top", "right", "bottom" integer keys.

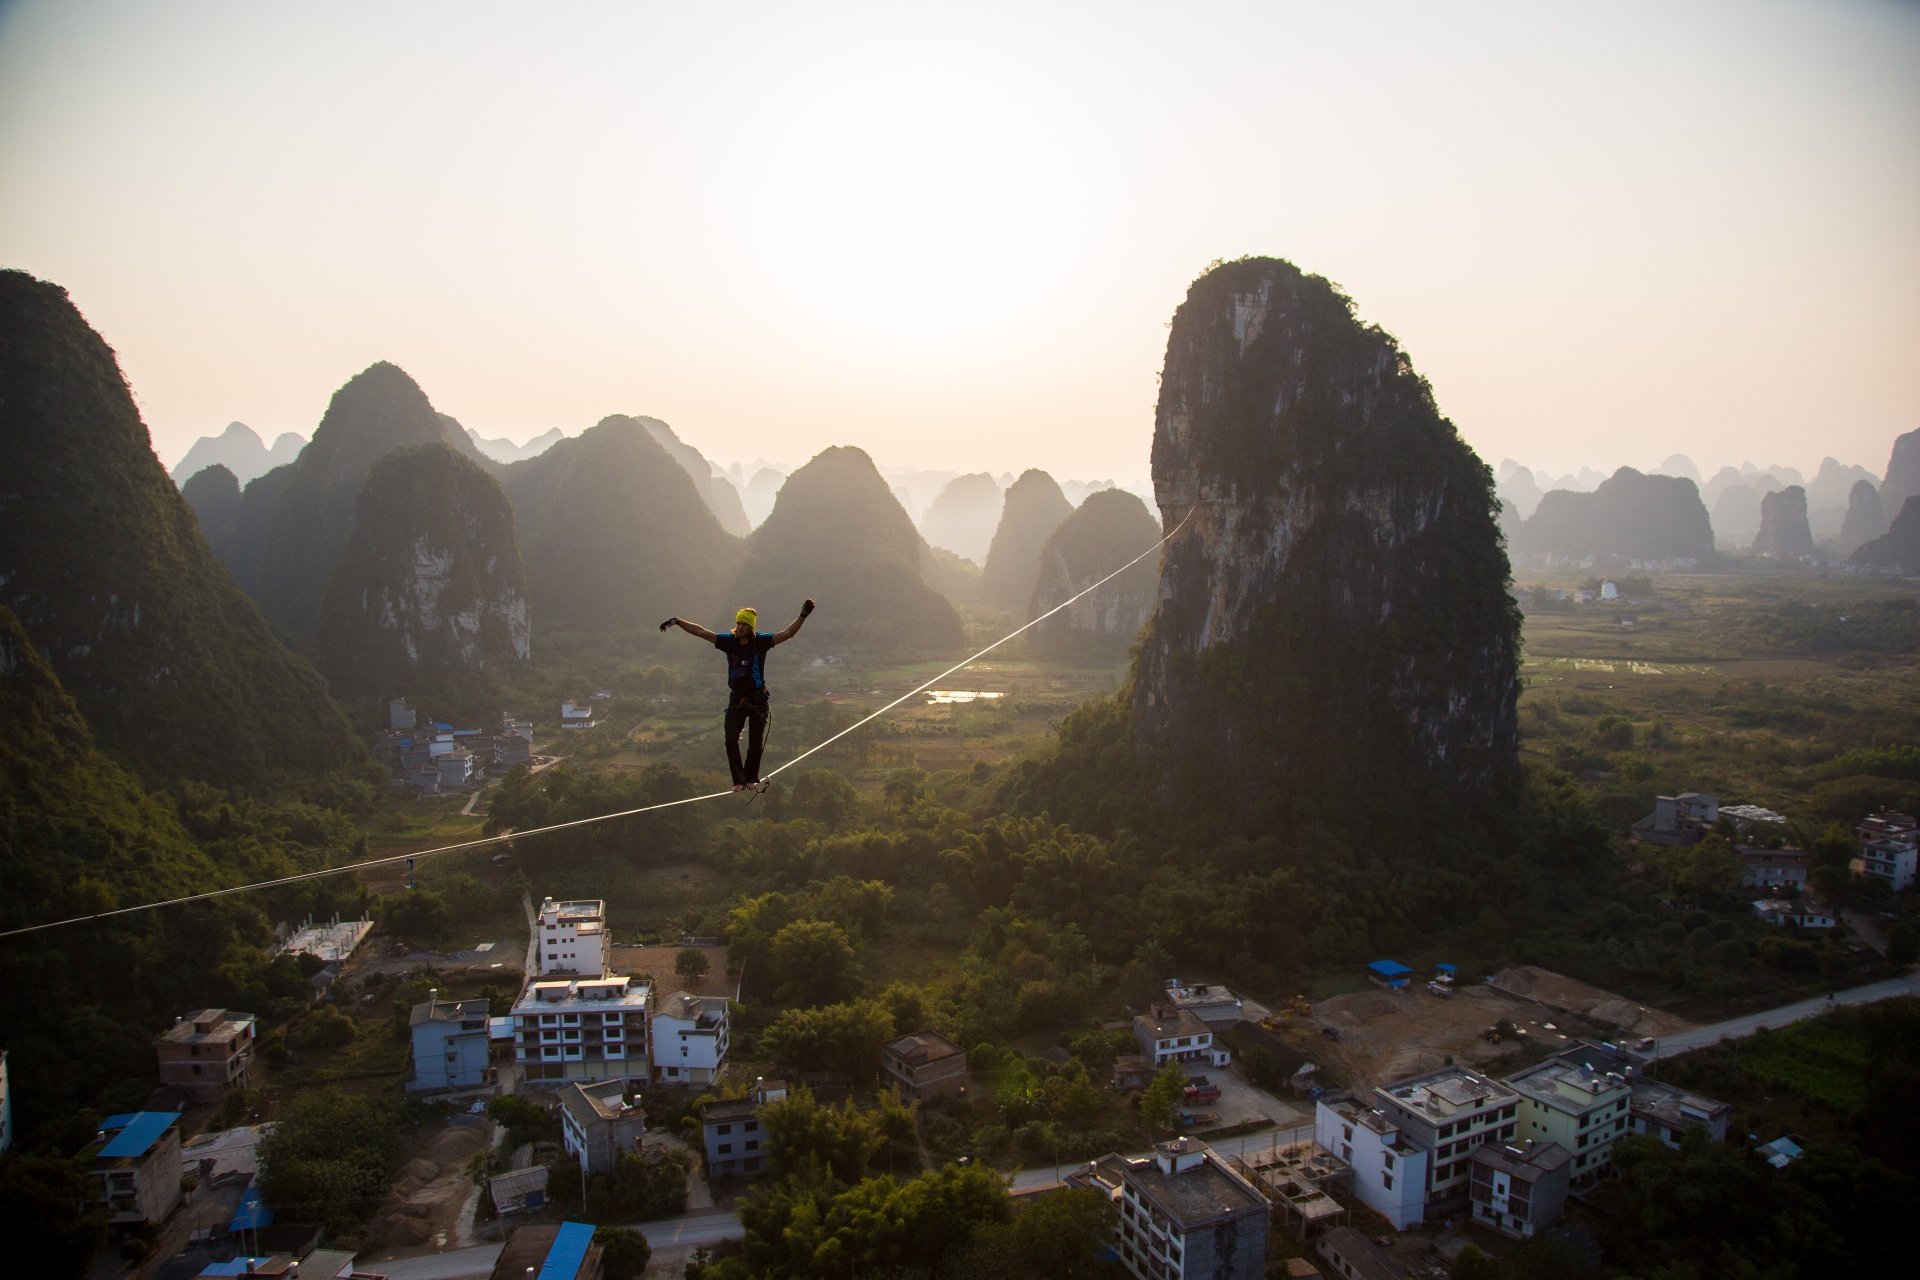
[
  {"left": 199, "top": 1262, "right": 255, "bottom": 1276},
  {"left": 539, "top": 1222, "right": 597, "bottom": 1280},
  {"left": 100, "top": 1111, "right": 177, "bottom": 1158},
  {"left": 434, "top": 722, "right": 453, "bottom": 731},
  {"left": 1366, "top": 960, "right": 1412, "bottom": 978},
  {"left": 1435, "top": 963, "right": 1458, "bottom": 973},
  {"left": 101, "top": 1112, "right": 139, "bottom": 1130},
  {"left": 231, "top": 1180, "right": 273, "bottom": 1232}
]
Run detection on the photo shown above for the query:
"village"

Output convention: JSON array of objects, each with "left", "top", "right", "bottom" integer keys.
[{"left": 42, "top": 788, "right": 1915, "bottom": 1280}]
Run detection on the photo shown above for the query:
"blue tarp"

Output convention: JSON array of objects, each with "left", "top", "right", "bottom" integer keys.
[
  {"left": 1435, "top": 962, "right": 1458, "bottom": 974},
  {"left": 231, "top": 1180, "right": 273, "bottom": 1232},
  {"left": 1366, "top": 960, "right": 1412, "bottom": 978},
  {"left": 539, "top": 1222, "right": 597, "bottom": 1280},
  {"left": 100, "top": 1111, "right": 176, "bottom": 1158}
]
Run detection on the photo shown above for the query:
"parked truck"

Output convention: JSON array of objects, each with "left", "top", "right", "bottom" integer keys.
[{"left": 1183, "top": 1075, "right": 1222, "bottom": 1103}]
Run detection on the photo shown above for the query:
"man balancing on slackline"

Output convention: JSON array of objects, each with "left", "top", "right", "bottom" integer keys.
[{"left": 660, "top": 600, "right": 815, "bottom": 791}]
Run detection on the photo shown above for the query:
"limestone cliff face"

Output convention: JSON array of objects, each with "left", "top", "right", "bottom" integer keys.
[
  {"left": 1752, "top": 485, "right": 1814, "bottom": 559},
  {"left": 1853, "top": 495, "right": 1920, "bottom": 571},
  {"left": 318, "top": 444, "right": 530, "bottom": 700},
  {"left": 1130, "top": 259, "right": 1519, "bottom": 810}
]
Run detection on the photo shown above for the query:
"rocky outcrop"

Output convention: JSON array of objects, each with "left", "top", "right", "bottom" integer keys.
[
  {"left": 1130, "top": 258, "right": 1519, "bottom": 815},
  {"left": 1852, "top": 496, "right": 1920, "bottom": 571},
  {"left": 1881, "top": 428, "right": 1920, "bottom": 522},
  {"left": 1752, "top": 485, "right": 1814, "bottom": 559},
  {"left": 744, "top": 467, "right": 787, "bottom": 527},
  {"left": 731, "top": 446, "right": 964, "bottom": 654},
  {"left": 499, "top": 417, "right": 742, "bottom": 632},
  {"left": 227, "top": 362, "right": 464, "bottom": 644},
  {"left": 1027, "top": 489, "right": 1161, "bottom": 655},
  {"left": 318, "top": 444, "right": 530, "bottom": 701},
  {"left": 980, "top": 470, "right": 1074, "bottom": 609},
  {"left": 1838, "top": 480, "right": 1887, "bottom": 553},
  {"left": 0, "top": 269, "right": 363, "bottom": 786},
  {"left": 920, "top": 473, "right": 1004, "bottom": 564},
  {"left": 1655, "top": 454, "right": 1701, "bottom": 485},
  {"left": 170, "top": 421, "right": 305, "bottom": 486},
  {"left": 1516, "top": 468, "right": 1715, "bottom": 561}
]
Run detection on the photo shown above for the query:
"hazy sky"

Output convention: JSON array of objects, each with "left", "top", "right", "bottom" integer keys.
[{"left": 2, "top": 0, "right": 1915, "bottom": 487}]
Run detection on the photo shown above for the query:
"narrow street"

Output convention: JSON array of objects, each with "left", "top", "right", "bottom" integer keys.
[{"left": 1645, "top": 969, "right": 1920, "bottom": 1060}]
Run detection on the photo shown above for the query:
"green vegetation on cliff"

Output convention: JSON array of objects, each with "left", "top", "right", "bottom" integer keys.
[{"left": 0, "top": 270, "right": 365, "bottom": 788}]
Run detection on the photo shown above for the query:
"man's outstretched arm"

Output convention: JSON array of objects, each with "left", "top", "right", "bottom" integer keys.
[
  {"left": 660, "top": 616, "right": 719, "bottom": 642},
  {"left": 771, "top": 598, "right": 815, "bottom": 645}
]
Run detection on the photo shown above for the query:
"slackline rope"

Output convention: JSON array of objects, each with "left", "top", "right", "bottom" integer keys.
[{"left": 0, "top": 508, "right": 1191, "bottom": 940}]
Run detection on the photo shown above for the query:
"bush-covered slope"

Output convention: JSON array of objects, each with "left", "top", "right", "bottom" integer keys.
[{"left": 0, "top": 270, "right": 365, "bottom": 787}]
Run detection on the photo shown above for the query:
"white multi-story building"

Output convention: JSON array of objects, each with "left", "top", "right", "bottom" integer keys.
[
  {"left": 536, "top": 897, "right": 607, "bottom": 977},
  {"left": 1133, "top": 1005, "right": 1231, "bottom": 1068},
  {"left": 650, "top": 991, "right": 731, "bottom": 1085},
  {"left": 1315, "top": 1092, "right": 1433, "bottom": 1229},
  {"left": 1371, "top": 1067, "right": 1521, "bottom": 1206},
  {"left": 511, "top": 975, "right": 650, "bottom": 1085},
  {"left": 1856, "top": 838, "right": 1918, "bottom": 892}
]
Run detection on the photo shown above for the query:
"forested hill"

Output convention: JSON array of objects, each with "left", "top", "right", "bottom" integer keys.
[
  {"left": 1028, "top": 487, "right": 1162, "bottom": 656},
  {"left": 318, "top": 444, "right": 532, "bottom": 709},
  {"left": 730, "top": 446, "right": 965, "bottom": 654},
  {"left": 0, "top": 271, "right": 365, "bottom": 788},
  {"left": 1514, "top": 467, "right": 1717, "bottom": 562},
  {"left": 500, "top": 416, "right": 743, "bottom": 633},
  {"left": 225, "top": 361, "right": 464, "bottom": 645},
  {"left": 631, "top": 414, "right": 753, "bottom": 536},
  {"left": 980, "top": 469, "right": 1073, "bottom": 610}
]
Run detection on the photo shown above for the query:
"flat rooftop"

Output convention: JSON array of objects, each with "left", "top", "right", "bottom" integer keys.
[
  {"left": 1504, "top": 1058, "right": 1629, "bottom": 1113},
  {"left": 1379, "top": 1066, "right": 1517, "bottom": 1121}
]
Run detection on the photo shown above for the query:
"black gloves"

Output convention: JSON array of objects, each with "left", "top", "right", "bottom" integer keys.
[
  {"left": 801, "top": 599, "right": 815, "bottom": 617},
  {"left": 659, "top": 617, "right": 679, "bottom": 632}
]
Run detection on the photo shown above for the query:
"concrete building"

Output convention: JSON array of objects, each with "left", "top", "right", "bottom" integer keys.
[
  {"left": 879, "top": 1029, "right": 970, "bottom": 1101},
  {"left": 1314, "top": 1226, "right": 1401, "bottom": 1280},
  {"left": 650, "top": 991, "right": 730, "bottom": 1085},
  {"left": 85, "top": 1112, "right": 184, "bottom": 1229},
  {"left": 1737, "top": 847, "right": 1810, "bottom": 891},
  {"left": 436, "top": 749, "right": 475, "bottom": 789},
  {"left": 1629, "top": 1077, "right": 1731, "bottom": 1148},
  {"left": 560, "top": 701, "right": 595, "bottom": 730},
  {"left": 1856, "top": 838, "right": 1918, "bottom": 893},
  {"left": 1163, "top": 980, "right": 1243, "bottom": 1027},
  {"left": 512, "top": 975, "right": 651, "bottom": 1085},
  {"left": 156, "top": 1009, "right": 256, "bottom": 1104},
  {"left": 408, "top": 994, "right": 493, "bottom": 1093},
  {"left": 1370, "top": 1067, "right": 1520, "bottom": 1206},
  {"left": 1633, "top": 792, "right": 1718, "bottom": 845},
  {"left": 1503, "top": 1056, "right": 1631, "bottom": 1188},
  {"left": 1070, "top": 1138, "right": 1269, "bottom": 1280},
  {"left": 1468, "top": 1140, "right": 1571, "bottom": 1238},
  {"left": 389, "top": 698, "right": 417, "bottom": 731},
  {"left": 1314, "top": 1092, "right": 1432, "bottom": 1230},
  {"left": 1857, "top": 810, "right": 1918, "bottom": 846},
  {"left": 1751, "top": 899, "right": 1836, "bottom": 929},
  {"left": 559, "top": 1080, "right": 646, "bottom": 1176},
  {"left": 536, "top": 897, "right": 608, "bottom": 977},
  {"left": 495, "top": 731, "right": 532, "bottom": 768},
  {"left": 1134, "top": 1005, "right": 1230, "bottom": 1068},
  {"left": 701, "top": 1078, "right": 787, "bottom": 1178}
]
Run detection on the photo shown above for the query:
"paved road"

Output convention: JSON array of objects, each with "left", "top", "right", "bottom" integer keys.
[
  {"left": 1645, "top": 970, "right": 1920, "bottom": 1060},
  {"left": 369, "top": 1211, "right": 744, "bottom": 1280}
]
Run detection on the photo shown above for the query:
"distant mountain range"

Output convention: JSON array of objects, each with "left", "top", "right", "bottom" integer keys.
[{"left": 170, "top": 421, "right": 306, "bottom": 485}]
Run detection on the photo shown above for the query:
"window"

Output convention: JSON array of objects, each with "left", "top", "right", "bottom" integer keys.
[
  {"left": 717, "top": 1124, "right": 732, "bottom": 1135},
  {"left": 1382, "top": 1172, "right": 1394, "bottom": 1189},
  {"left": 1383, "top": 1152, "right": 1395, "bottom": 1169},
  {"left": 717, "top": 1144, "right": 732, "bottom": 1154}
]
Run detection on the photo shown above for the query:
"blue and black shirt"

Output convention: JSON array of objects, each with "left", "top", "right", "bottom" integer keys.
[{"left": 714, "top": 632, "right": 777, "bottom": 699}]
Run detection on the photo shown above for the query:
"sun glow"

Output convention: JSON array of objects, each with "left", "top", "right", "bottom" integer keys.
[{"left": 761, "top": 60, "right": 1075, "bottom": 351}]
